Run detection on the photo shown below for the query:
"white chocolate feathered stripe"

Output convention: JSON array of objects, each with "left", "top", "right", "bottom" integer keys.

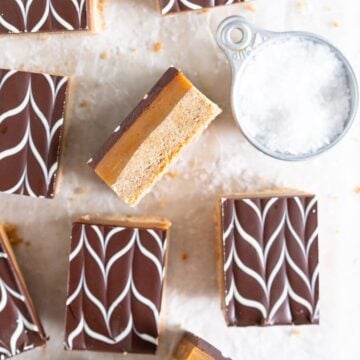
[
  {"left": 222, "top": 195, "right": 319, "bottom": 325},
  {"left": 65, "top": 223, "right": 168, "bottom": 352},
  {"left": 0, "top": 0, "right": 88, "bottom": 33}
]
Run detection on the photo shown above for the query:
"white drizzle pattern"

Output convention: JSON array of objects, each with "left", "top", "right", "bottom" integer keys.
[
  {"left": 65, "top": 224, "right": 167, "bottom": 350},
  {"left": 0, "top": 0, "right": 87, "bottom": 33},
  {"left": 0, "top": 70, "right": 67, "bottom": 198},
  {"left": 223, "top": 196, "right": 319, "bottom": 325},
  {"left": 0, "top": 251, "right": 41, "bottom": 359}
]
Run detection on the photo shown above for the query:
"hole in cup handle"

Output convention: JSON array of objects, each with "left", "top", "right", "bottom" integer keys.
[{"left": 217, "top": 16, "right": 253, "bottom": 52}]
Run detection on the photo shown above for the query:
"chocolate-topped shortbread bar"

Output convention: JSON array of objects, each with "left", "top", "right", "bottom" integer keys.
[
  {"left": 0, "top": 69, "right": 69, "bottom": 198},
  {"left": 0, "top": 0, "right": 101, "bottom": 34},
  {"left": 173, "top": 332, "right": 231, "bottom": 360},
  {"left": 159, "top": 0, "right": 248, "bottom": 15},
  {"left": 218, "top": 191, "right": 320, "bottom": 326},
  {"left": 64, "top": 216, "right": 171, "bottom": 354},
  {"left": 0, "top": 224, "right": 47, "bottom": 359},
  {"left": 88, "top": 67, "right": 221, "bottom": 206}
]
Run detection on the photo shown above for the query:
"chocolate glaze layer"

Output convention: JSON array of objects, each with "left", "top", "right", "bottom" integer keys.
[
  {"left": 0, "top": 232, "right": 47, "bottom": 359},
  {"left": 159, "top": 0, "right": 245, "bottom": 15},
  {"left": 64, "top": 221, "right": 169, "bottom": 354},
  {"left": 88, "top": 67, "right": 180, "bottom": 168},
  {"left": 0, "top": 0, "right": 91, "bottom": 34},
  {"left": 182, "top": 332, "right": 232, "bottom": 360},
  {"left": 0, "top": 69, "right": 68, "bottom": 198},
  {"left": 221, "top": 195, "right": 319, "bottom": 326}
]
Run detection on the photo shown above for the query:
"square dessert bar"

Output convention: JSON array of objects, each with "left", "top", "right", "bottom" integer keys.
[
  {"left": 64, "top": 216, "right": 171, "bottom": 354},
  {"left": 0, "top": 69, "right": 69, "bottom": 198},
  {"left": 172, "top": 332, "right": 231, "bottom": 360},
  {"left": 218, "top": 191, "right": 320, "bottom": 326},
  {"left": 0, "top": 0, "right": 101, "bottom": 34},
  {"left": 88, "top": 67, "right": 221, "bottom": 206},
  {"left": 0, "top": 224, "right": 47, "bottom": 359},
  {"left": 159, "top": 0, "right": 248, "bottom": 15}
]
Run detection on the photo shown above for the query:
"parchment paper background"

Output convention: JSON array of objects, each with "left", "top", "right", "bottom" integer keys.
[{"left": 0, "top": 1, "right": 359, "bottom": 359}]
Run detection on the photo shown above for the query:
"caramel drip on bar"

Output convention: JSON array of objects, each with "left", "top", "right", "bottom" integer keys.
[
  {"left": 94, "top": 71, "right": 192, "bottom": 186},
  {"left": 88, "top": 67, "right": 221, "bottom": 206},
  {"left": 64, "top": 218, "right": 170, "bottom": 354},
  {"left": 220, "top": 194, "right": 319, "bottom": 326},
  {"left": 173, "top": 332, "right": 232, "bottom": 360}
]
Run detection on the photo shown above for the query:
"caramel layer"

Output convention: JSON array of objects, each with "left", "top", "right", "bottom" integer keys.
[
  {"left": 173, "top": 341, "right": 214, "bottom": 360},
  {"left": 94, "top": 72, "right": 192, "bottom": 186}
]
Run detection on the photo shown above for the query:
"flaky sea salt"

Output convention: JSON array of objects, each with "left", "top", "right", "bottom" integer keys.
[{"left": 235, "top": 37, "right": 351, "bottom": 156}]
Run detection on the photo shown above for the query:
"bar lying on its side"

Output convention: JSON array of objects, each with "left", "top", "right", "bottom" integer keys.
[{"left": 88, "top": 67, "right": 221, "bottom": 206}]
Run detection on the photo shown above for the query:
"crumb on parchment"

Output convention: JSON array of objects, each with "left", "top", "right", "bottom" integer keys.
[
  {"left": 295, "top": 0, "right": 307, "bottom": 11},
  {"left": 181, "top": 253, "right": 189, "bottom": 261},
  {"left": 100, "top": 51, "right": 110, "bottom": 60},
  {"left": 199, "top": 8, "right": 209, "bottom": 14},
  {"left": 3, "top": 224, "right": 23, "bottom": 246},
  {"left": 79, "top": 100, "right": 90, "bottom": 108},
  {"left": 73, "top": 187, "right": 87, "bottom": 196},
  {"left": 167, "top": 171, "right": 179, "bottom": 179},
  {"left": 152, "top": 42, "right": 163, "bottom": 53},
  {"left": 245, "top": 3, "right": 256, "bottom": 12},
  {"left": 158, "top": 200, "right": 166, "bottom": 209},
  {"left": 290, "top": 328, "right": 303, "bottom": 336}
]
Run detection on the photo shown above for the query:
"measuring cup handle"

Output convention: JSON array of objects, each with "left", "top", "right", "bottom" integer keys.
[{"left": 216, "top": 16, "right": 254, "bottom": 69}]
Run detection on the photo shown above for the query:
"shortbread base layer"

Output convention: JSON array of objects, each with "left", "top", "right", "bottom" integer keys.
[{"left": 111, "top": 86, "right": 221, "bottom": 206}]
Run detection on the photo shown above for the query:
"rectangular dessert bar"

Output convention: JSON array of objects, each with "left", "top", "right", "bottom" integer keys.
[
  {"left": 64, "top": 216, "right": 171, "bottom": 354},
  {"left": 88, "top": 67, "right": 221, "bottom": 206},
  {"left": 0, "top": 69, "right": 69, "bottom": 199},
  {"left": 218, "top": 191, "right": 320, "bottom": 326},
  {"left": 172, "top": 332, "right": 231, "bottom": 360},
  {"left": 159, "top": 0, "right": 248, "bottom": 15},
  {"left": 0, "top": 0, "right": 101, "bottom": 34},
  {"left": 0, "top": 224, "right": 47, "bottom": 359}
]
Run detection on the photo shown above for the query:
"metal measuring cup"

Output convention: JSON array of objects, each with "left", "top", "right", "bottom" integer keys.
[{"left": 216, "top": 16, "right": 359, "bottom": 161}]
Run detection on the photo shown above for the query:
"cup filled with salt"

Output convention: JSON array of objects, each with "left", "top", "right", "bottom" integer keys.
[{"left": 217, "top": 16, "right": 358, "bottom": 161}]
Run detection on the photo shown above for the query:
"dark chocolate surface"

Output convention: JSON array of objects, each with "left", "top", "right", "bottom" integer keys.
[
  {"left": 88, "top": 67, "right": 180, "bottom": 168},
  {"left": 0, "top": 69, "right": 68, "bottom": 198},
  {"left": 0, "top": 232, "right": 47, "bottom": 359},
  {"left": 183, "top": 332, "right": 232, "bottom": 360},
  {"left": 221, "top": 195, "right": 319, "bottom": 326},
  {"left": 159, "top": 0, "right": 245, "bottom": 15},
  {"left": 0, "top": 0, "right": 90, "bottom": 34},
  {"left": 64, "top": 221, "right": 168, "bottom": 354}
]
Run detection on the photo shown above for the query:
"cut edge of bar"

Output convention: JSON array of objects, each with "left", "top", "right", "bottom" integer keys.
[
  {"left": 219, "top": 188, "right": 315, "bottom": 202},
  {"left": 75, "top": 215, "right": 172, "bottom": 230}
]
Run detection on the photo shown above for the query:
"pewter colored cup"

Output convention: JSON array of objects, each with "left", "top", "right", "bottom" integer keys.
[{"left": 216, "top": 16, "right": 359, "bottom": 161}]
